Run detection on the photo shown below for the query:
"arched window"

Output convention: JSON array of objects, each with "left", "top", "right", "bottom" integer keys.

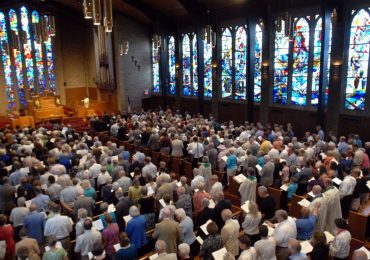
[
  {"left": 192, "top": 34, "right": 198, "bottom": 96},
  {"left": 291, "top": 18, "right": 310, "bottom": 106},
  {"left": 273, "top": 20, "right": 289, "bottom": 104},
  {"left": 9, "top": 9, "right": 26, "bottom": 106},
  {"left": 345, "top": 9, "right": 370, "bottom": 110},
  {"left": 254, "top": 23, "right": 263, "bottom": 102},
  {"left": 0, "top": 12, "right": 15, "bottom": 109},
  {"left": 32, "top": 11, "right": 46, "bottom": 95},
  {"left": 20, "top": 7, "right": 35, "bottom": 97},
  {"left": 43, "top": 15, "right": 56, "bottom": 94},
  {"left": 152, "top": 41, "right": 160, "bottom": 93},
  {"left": 204, "top": 36, "right": 213, "bottom": 97},
  {"left": 168, "top": 36, "right": 176, "bottom": 95},
  {"left": 182, "top": 34, "right": 191, "bottom": 95},
  {"left": 221, "top": 28, "right": 233, "bottom": 98},
  {"left": 235, "top": 26, "right": 247, "bottom": 100}
]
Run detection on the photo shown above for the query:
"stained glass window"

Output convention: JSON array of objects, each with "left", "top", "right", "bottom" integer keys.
[
  {"left": 32, "top": 11, "right": 46, "bottom": 94},
  {"left": 0, "top": 12, "right": 15, "bottom": 109},
  {"left": 254, "top": 24, "right": 263, "bottom": 102},
  {"left": 291, "top": 18, "right": 310, "bottom": 106},
  {"left": 192, "top": 34, "right": 198, "bottom": 95},
  {"left": 311, "top": 17, "right": 332, "bottom": 106},
  {"left": 43, "top": 15, "right": 56, "bottom": 94},
  {"left": 345, "top": 9, "right": 370, "bottom": 110},
  {"left": 204, "top": 37, "right": 213, "bottom": 97},
  {"left": 168, "top": 36, "right": 176, "bottom": 95},
  {"left": 20, "top": 7, "right": 35, "bottom": 97},
  {"left": 152, "top": 41, "right": 160, "bottom": 93},
  {"left": 9, "top": 9, "right": 26, "bottom": 106},
  {"left": 182, "top": 34, "right": 191, "bottom": 95},
  {"left": 221, "top": 28, "right": 233, "bottom": 99},
  {"left": 235, "top": 26, "right": 247, "bottom": 100},
  {"left": 273, "top": 20, "right": 289, "bottom": 104},
  {"left": 326, "top": 21, "right": 332, "bottom": 105}
]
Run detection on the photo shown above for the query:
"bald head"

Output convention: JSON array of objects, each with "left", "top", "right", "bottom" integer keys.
[
  {"left": 288, "top": 238, "right": 301, "bottom": 254},
  {"left": 312, "top": 185, "right": 322, "bottom": 195},
  {"left": 162, "top": 208, "right": 171, "bottom": 219},
  {"left": 155, "top": 240, "right": 167, "bottom": 254}
]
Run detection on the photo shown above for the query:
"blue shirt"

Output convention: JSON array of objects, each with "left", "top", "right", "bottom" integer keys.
[
  {"left": 289, "top": 252, "right": 309, "bottom": 260},
  {"left": 125, "top": 215, "right": 147, "bottom": 249},
  {"left": 23, "top": 211, "right": 45, "bottom": 243},
  {"left": 226, "top": 155, "right": 238, "bottom": 170},
  {"left": 287, "top": 183, "right": 298, "bottom": 200},
  {"left": 31, "top": 194, "right": 50, "bottom": 212},
  {"left": 119, "top": 151, "right": 130, "bottom": 161},
  {"left": 99, "top": 212, "right": 117, "bottom": 229},
  {"left": 295, "top": 215, "right": 317, "bottom": 241},
  {"left": 116, "top": 244, "right": 136, "bottom": 260}
]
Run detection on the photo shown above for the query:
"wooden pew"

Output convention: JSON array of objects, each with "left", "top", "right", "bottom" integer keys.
[
  {"left": 348, "top": 204, "right": 370, "bottom": 241},
  {"left": 267, "top": 187, "right": 282, "bottom": 211},
  {"left": 212, "top": 170, "right": 225, "bottom": 183},
  {"left": 172, "top": 157, "right": 184, "bottom": 175},
  {"left": 151, "top": 151, "right": 161, "bottom": 167},
  {"left": 184, "top": 161, "right": 193, "bottom": 182},
  {"left": 349, "top": 238, "right": 365, "bottom": 258},
  {"left": 161, "top": 154, "right": 171, "bottom": 168},
  {"left": 289, "top": 194, "right": 306, "bottom": 219},
  {"left": 228, "top": 176, "right": 240, "bottom": 197}
]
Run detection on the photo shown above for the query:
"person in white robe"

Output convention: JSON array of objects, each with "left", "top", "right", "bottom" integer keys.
[
  {"left": 322, "top": 178, "right": 342, "bottom": 234},
  {"left": 308, "top": 185, "right": 327, "bottom": 232},
  {"left": 239, "top": 167, "right": 257, "bottom": 205}
]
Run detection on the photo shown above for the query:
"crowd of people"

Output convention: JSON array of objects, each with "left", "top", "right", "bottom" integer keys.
[{"left": 0, "top": 108, "right": 369, "bottom": 260}]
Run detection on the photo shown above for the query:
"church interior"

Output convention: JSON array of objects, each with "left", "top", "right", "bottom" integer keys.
[{"left": 0, "top": 0, "right": 369, "bottom": 259}]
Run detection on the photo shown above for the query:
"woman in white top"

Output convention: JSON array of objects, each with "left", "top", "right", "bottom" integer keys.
[
  {"left": 254, "top": 225, "right": 276, "bottom": 260},
  {"left": 329, "top": 218, "right": 351, "bottom": 260},
  {"left": 241, "top": 201, "right": 262, "bottom": 245}
]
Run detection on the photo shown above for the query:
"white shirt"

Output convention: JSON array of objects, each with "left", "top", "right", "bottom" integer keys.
[
  {"left": 191, "top": 175, "right": 205, "bottom": 190},
  {"left": 97, "top": 171, "right": 112, "bottom": 186},
  {"left": 238, "top": 247, "right": 257, "bottom": 260},
  {"left": 74, "top": 229, "right": 102, "bottom": 256},
  {"left": 142, "top": 162, "right": 158, "bottom": 179},
  {"left": 189, "top": 142, "right": 204, "bottom": 158},
  {"left": 44, "top": 214, "right": 73, "bottom": 239},
  {"left": 9, "top": 207, "right": 29, "bottom": 227},
  {"left": 254, "top": 237, "right": 277, "bottom": 260},
  {"left": 89, "top": 163, "right": 102, "bottom": 179},
  {"left": 273, "top": 218, "right": 297, "bottom": 247},
  {"left": 242, "top": 212, "right": 262, "bottom": 235},
  {"left": 330, "top": 230, "right": 351, "bottom": 258},
  {"left": 339, "top": 175, "right": 357, "bottom": 199}
]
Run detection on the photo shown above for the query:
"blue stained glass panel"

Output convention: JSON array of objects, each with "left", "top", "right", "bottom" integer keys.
[
  {"left": 168, "top": 36, "right": 176, "bottom": 95},
  {"left": 43, "top": 15, "right": 56, "bottom": 94},
  {"left": 291, "top": 18, "right": 310, "bottom": 105},
  {"left": 273, "top": 20, "right": 289, "bottom": 104},
  {"left": 254, "top": 24, "right": 262, "bottom": 102},
  {"left": 0, "top": 12, "right": 15, "bottom": 109},
  {"left": 204, "top": 38, "right": 212, "bottom": 97},
  {"left": 235, "top": 26, "right": 247, "bottom": 100},
  {"left": 20, "top": 7, "right": 35, "bottom": 97},
  {"left": 182, "top": 34, "right": 191, "bottom": 95},
  {"left": 32, "top": 11, "right": 46, "bottom": 95},
  {"left": 9, "top": 9, "right": 26, "bottom": 106},
  {"left": 152, "top": 41, "right": 160, "bottom": 93},
  {"left": 192, "top": 35, "right": 198, "bottom": 96},
  {"left": 345, "top": 9, "right": 370, "bottom": 110},
  {"left": 221, "top": 28, "right": 233, "bottom": 99}
]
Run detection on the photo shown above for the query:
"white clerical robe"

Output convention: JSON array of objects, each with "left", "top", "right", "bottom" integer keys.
[
  {"left": 323, "top": 187, "right": 342, "bottom": 234},
  {"left": 309, "top": 195, "right": 327, "bottom": 232},
  {"left": 239, "top": 178, "right": 257, "bottom": 205}
]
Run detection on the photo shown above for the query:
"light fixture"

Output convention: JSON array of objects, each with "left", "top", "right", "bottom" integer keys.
[
  {"left": 262, "top": 63, "right": 269, "bottom": 75},
  {"left": 212, "top": 61, "right": 218, "bottom": 68},
  {"left": 123, "top": 41, "right": 129, "bottom": 54},
  {"left": 211, "top": 31, "right": 216, "bottom": 48},
  {"left": 276, "top": 16, "right": 282, "bottom": 32},
  {"left": 153, "top": 34, "right": 161, "bottom": 50},
  {"left": 103, "top": 0, "right": 113, "bottom": 32},
  {"left": 203, "top": 10, "right": 215, "bottom": 47},
  {"left": 83, "top": 0, "right": 93, "bottom": 19},
  {"left": 93, "top": 0, "right": 101, "bottom": 25},
  {"left": 332, "top": 62, "right": 342, "bottom": 76},
  {"left": 49, "top": 16, "right": 56, "bottom": 37},
  {"left": 119, "top": 43, "right": 124, "bottom": 56}
]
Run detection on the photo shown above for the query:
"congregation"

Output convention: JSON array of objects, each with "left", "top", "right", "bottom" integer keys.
[{"left": 0, "top": 108, "right": 369, "bottom": 260}]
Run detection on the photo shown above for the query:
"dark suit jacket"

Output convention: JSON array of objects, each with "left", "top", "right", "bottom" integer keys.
[
  {"left": 115, "top": 197, "right": 133, "bottom": 231},
  {"left": 195, "top": 207, "right": 215, "bottom": 228},
  {"left": 214, "top": 199, "right": 232, "bottom": 229}
]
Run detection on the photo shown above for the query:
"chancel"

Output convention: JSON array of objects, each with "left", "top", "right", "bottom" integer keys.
[{"left": 0, "top": 0, "right": 369, "bottom": 260}]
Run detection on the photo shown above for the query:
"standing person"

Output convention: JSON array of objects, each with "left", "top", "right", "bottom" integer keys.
[
  {"left": 116, "top": 233, "right": 136, "bottom": 260},
  {"left": 44, "top": 203, "right": 73, "bottom": 253},
  {"left": 23, "top": 205, "right": 46, "bottom": 246},
  {"left": 114, "top": 188, "right": 133, "bottom": 232},
  {"left": 338, "top": 167, "right": 356, "bottom": 219},
  {"left": 171, "top": 135, "right": 184, "bottom": 157},
  {"left": 199, "top": 221, "right": 224, "bottom": 260},
  {"left": 42, "top": 235, "right": 68, "bottom": 260},
  {"left": 0, "top": 176, "right": 15, "bottom": 215},
  {"left": 221, "top": 209, "right": 240, "bottom": 257},
  {"left": 152, "top": 208, "right": 182, "bottom": 254},
  {"left": 254, "top": 225, "right": 276, "bottom": 260},
  {"left": 260, "top": 155, "right": 274, "bottom": 187},
  {"left": 226, "top": 148, "right": 238, "bottom": 180},
  {"left": 239, "top": 167, "right": 257, "bottom": 205},
  {"left": 154, "top": 240, "right": 177, "bottom": 260},
  {"left": 257, "top": 186, "right": 276, "bottom": 221},
  {"left": 9, "top": 197, "right": 29, "bottom": 241},
  {"left": 329, "top": 218, "right": 351, "bottom": 260},
  {"left": 198, "top": 156, "right": 212, "bottom": 192},
  {"left": 0, "top": 214, "right": 16, "bottom": 260},
  {"left": 74, "top": 219, "right": 102, "bottom": 260},
  {"left": 287, "top": 238, "right": 308, "bottom": 260},
  {"left": 310, "top": 231, "right": 329, "bottom": 260},
  {"left": 189, "top": 137, "right": 204, "bottom": 168},
  {"left": 241, "top": 201, "right": 262, "bottom": 245},
  {"left": 238, "top": 235, "right": 257, "bottom": 260},
  {"left": 102, "top": 214, "right": 119, "bottom": 260},
  {"left": 125, "top": 206, "right": 147, "bottom": 251},
  {"left": 15, "top": 228, "right": 40, "bottom": 260},
  {"left": 175, "top": 208, "right": 197, "bottom": 256}
]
